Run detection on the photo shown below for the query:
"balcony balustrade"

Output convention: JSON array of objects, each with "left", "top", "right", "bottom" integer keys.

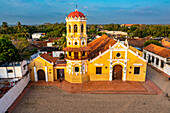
[{"left": 64, "top": 54, "right": 89, "bottom": 60}]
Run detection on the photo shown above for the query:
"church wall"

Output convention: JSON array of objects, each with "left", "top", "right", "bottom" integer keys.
[
  {"left": 28, "top": 57, "right": 54, "bottom": 82},
  {"left": 88, "top": 52, "right": 110, "bottom": 81},
  {"left": 126, "top": 51, "right": 146, "bottom": 82}
]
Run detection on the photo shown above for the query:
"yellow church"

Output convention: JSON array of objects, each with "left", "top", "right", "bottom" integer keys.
[{"left": 28, "top": 9, "right": 147, "bottom": 83}]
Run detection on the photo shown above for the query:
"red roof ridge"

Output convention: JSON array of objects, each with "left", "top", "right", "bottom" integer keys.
[{"left": 144, "top": 44, "right": 170, "bottom": 58}]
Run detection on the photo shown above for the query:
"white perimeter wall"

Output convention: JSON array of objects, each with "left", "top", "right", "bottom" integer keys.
[{"left": 0, "top": 75, "right": 30, "bottom": 113}]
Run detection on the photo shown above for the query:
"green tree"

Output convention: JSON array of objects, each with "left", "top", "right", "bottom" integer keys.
[
  {"left": 0, "top": 39, "right": 20, "bottom": 62},
  {"left": 1, "top": 22, "right": 8, "bottom": 34},
  {"left": 144, "top": 40, "right": 162, "bottom": 47}
]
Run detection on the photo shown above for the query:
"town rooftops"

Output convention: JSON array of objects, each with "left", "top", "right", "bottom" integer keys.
[
  {"left": 144, "top": 44, "right": 170, "bottom": 58},
  {"left": 40, "top": 53, "right": 57, "bottom": 64},
  {"left": 88, "top": 34, "right": 117, "bottom": 59},
  {"left": 40, "top": 47, "right": 60, "bottom": 52}
]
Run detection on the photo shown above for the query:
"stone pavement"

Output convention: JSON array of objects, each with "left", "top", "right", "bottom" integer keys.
[
  {"left": 11, "top": 85, "right": 170, "bottom": 113},
  {"left": 147, "top": 66, "right": 170, "bottom": 94}
]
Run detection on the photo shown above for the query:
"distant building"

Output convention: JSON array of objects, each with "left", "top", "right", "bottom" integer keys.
[
  {"left": 0, "top": 61, "right": 28, "bottom": 78},
  {"left": 121, "top": 24, "right": 142, "bottom": 28},
  {"left": 40, "top": 47, "right": 64, "bottom": 58},
  {"left": 100, "top": 30, "right": 128, "bottom": 38},
  {"left": 161, "top": 38, "right": 170, "bottom": 49},
  {"left": 32, "top": 33, "right": 45, "bottom": 40},
  {"left": 143, "top": 44, "right": 170, "bottom": 78}
]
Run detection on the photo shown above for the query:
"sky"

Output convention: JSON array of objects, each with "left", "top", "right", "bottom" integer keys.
[{"left": 0, "top": 0, "right": 170, "bottom": 25}]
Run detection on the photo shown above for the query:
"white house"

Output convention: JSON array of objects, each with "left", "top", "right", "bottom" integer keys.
[
  {"left": 40, "top": 47, "right": 64, "bottom": 58},
  {"left": 143, "top": 44, "right": 170, "bottom": 78},
  {"left": 0, "top": 60, "right": 28, "bottom": 78},
  {"left": 32, "top": 33, "right": 45, "bottom": 40}
]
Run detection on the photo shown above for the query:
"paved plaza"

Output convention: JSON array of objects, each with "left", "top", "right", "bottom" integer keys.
[
  {"left": 12, "top": 85, "right": 170, "bottom": 113},
  {"left": 10, "top": 66, "right": 170, "bottom": 113}
]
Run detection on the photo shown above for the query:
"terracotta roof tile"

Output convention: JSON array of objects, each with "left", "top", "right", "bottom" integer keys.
[
  {"left": 161, "top": 39, "right": 170, "bottom": 48},
  {"left": 40, "top": 53, "right": 57, "bottom": 63},
  {"left": 144, "top": 44, "right": 170, "bottom": 58},
  {"left": 88, "top": 34, "right": 117, "bottom": 59}
]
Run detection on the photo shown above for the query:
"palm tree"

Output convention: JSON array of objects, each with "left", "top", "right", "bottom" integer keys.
[{"left": 2, "top": 22, "right": 8, "bottom": 34}]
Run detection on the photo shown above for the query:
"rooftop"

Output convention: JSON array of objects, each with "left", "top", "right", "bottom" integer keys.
[
  {"left": 88, "top": 34, "right": 117, "bottom": 59},
  {"left": 144, "top": 44, "right": 170, "bottom": 58},
  {"left": 40, "top": 53, "right": 57, "bottom": 64}
]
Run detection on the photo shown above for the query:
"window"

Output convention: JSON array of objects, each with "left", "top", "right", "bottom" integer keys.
[
  {"left": 7, "top": 70, "right": 13, "bottom": 73},
  {"left": 75, "top": 67, "right": 79, "bottom": 72},
  {"left": 82, "top": 51, "right": 85, "bottom": 56},
  {"left": 152, "top": 56, "right": 155, "bottom": 63},
  {"left": 161, "top": 60, "right": 164, "bottom": 68},
  {"left": 148, "top": 54, "right": 151, "bottom": 63},
  {"left": 96, "top": 67, "right": 102, "bottom": 74},
  {"left": 69, "top": 42, "right": 71, "bottom": 45},
  {"left": 81, "top": 24, "right": 84, "bottom": 33},
  {"left": 69, "top": 25, "right": 71, "bottom": 33},
  {"left": 82, "top": 42, "right": 84, "bottom": 45},
  {"left": 74, "top": 24, "right": 77, "bottom": 33},
  {"left": 134, "top": 67, "right": 140, "bottom": 74},
  {"left": 69, "top": 52, "right": 71, "bottom": 56},
  {"left": 23, "top": 64, "right": 27, "bottom": 70},
  {"left": 75, "top": 42, "right": 77, "bottom": 45},
  {"left": 116, "top": 53, "right": 121, "bottom": 57},
  {"left": 156, "top": 58, "right": 159, "bottom": 65},
  {"left": 144, "top": 52, "right": 146, "bottom": 59}
]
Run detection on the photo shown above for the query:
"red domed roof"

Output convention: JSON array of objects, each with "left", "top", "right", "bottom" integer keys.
[{"left": 68, "top": 9, "right": 85, "bottom": 18}]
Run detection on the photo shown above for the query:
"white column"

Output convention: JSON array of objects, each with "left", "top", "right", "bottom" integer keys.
[
  {"left": 34, "top": 66, "right": 38, "bottom": 81},
  {"left": 45, "top": 66, "right": 48, "bottom": 82},
  {"left": 13, "top": 66, "right": 16, "bottom": 77},
  {"left": 158, "top": 58, "right": 161, "bottom": 69},
  {"left": 72, "top": 67, "right": 74, "bottom": 75},
  {"left": 109, "top": 49, "right": 113, "bottom": 81},
  {"left": 123, "top": 66, "right": 127, "bottom": 81},
  {"left": 123, "top": 50, "right": 128, "bottom": 81},
  {"left": 80, "top": 66, "right": 82, "bottom": 75}
]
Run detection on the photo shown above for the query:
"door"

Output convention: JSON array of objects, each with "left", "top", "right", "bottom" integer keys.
[
  {"left": 37, "top": 70, "right": 45, "bottom": 80},
  {"left": 57, "top": 69, "right": 64, "bottom": 79},
  {"left": 113, "top": 65, "right": 122, "bottom": 80},
  {"left": 74, "top": 52, "right": 78, "bottom": 59}
]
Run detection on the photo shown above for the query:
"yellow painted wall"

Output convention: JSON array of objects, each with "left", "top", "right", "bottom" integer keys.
[{"left": 28, "top": 57, "right": 54, "bottom": 82}]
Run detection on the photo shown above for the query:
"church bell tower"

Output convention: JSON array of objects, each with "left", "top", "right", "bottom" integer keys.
[{"left": 63, "top": 9, "right": 90, "bottom": 83}]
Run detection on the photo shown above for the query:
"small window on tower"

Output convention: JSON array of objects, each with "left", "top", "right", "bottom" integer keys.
[
  {"left": 74, "top": 24, "right": 77, "bottom": 33},
  {"left": 82, "top": 51, "right": 85, "bottom": 56},
  {"left": 69, "top": 42, "right": 71, "bottom": 45},
  {"left": 82, "top": 42, "right": 84, "bottom": 45},
  {"left": 69, "top": 52, "right": 71, "bottom": 56},
  {"left": 69, "top": 25, "right": 71, "bottom": 33},
  {"left": 81, "top": 24, "right": 84, "bottom": 33},
  {"left": 75, "top": 67, "right": 79, "bottom": 72},
  {"left": 75, "top": 42, "right": 78, "bottom": 45}
]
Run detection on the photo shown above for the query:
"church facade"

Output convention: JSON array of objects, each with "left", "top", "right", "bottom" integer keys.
[
  {"left": 29, "top": 9, "right": 147, "bottom": 83},
  {"left": 63, "top": 9, "right": 147, "bottom": 83}
]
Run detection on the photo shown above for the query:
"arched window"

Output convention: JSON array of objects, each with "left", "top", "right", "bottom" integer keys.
[
  {"left": 74, "top": 24, "right": 77, "bottom": 33},
  {"left": 81, "top": 24, "right": 84, "bottom": 33},
  {"left": 69, "top": 25, "right": 71, "bottom": 33}
]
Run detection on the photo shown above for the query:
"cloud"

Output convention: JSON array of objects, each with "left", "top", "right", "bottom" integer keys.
[
  {"left": 84, "top": 6, "right": 88, "bottom": 9},
  {"left": 69, "top": 3, "right": 74, "bottom": 5}
]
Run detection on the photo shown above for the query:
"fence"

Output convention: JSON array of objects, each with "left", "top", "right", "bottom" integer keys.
[{"left": 0, "top": 75, "right": 30, "bottom": 113}]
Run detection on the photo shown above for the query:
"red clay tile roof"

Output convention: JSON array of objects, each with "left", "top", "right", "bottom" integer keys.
[
  {"left": 63, "top": 46, "right": 91, "bottom": 52},
  {"left": 144, "top": 44, "right": 170, "bottom": 58},
  {"left": 40, "top": 53, "right": 57, "bottom": 63},
  {"left": 68, "top": 9, "right": 85, "bottom": 18},
  {"left": 88, "top": 34, "right": 117, "bottom": 59},
  {"left": 125, "top": 24, "right": 142, "bottom": 27},
  {"left": 161, "top": 39, "right": 170, "bottom": 48}
]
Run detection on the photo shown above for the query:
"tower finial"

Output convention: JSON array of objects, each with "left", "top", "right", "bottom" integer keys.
[{"left": 76, "top": 5, "right": 77, "bottom": 9}]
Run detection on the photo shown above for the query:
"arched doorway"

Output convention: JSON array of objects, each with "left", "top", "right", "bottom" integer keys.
[
  {"left": 112, "top": 65, "right": 122, "bottom": 80},
  {"left": 37, "top": 69, "right": 45, "bottom": 80}
]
